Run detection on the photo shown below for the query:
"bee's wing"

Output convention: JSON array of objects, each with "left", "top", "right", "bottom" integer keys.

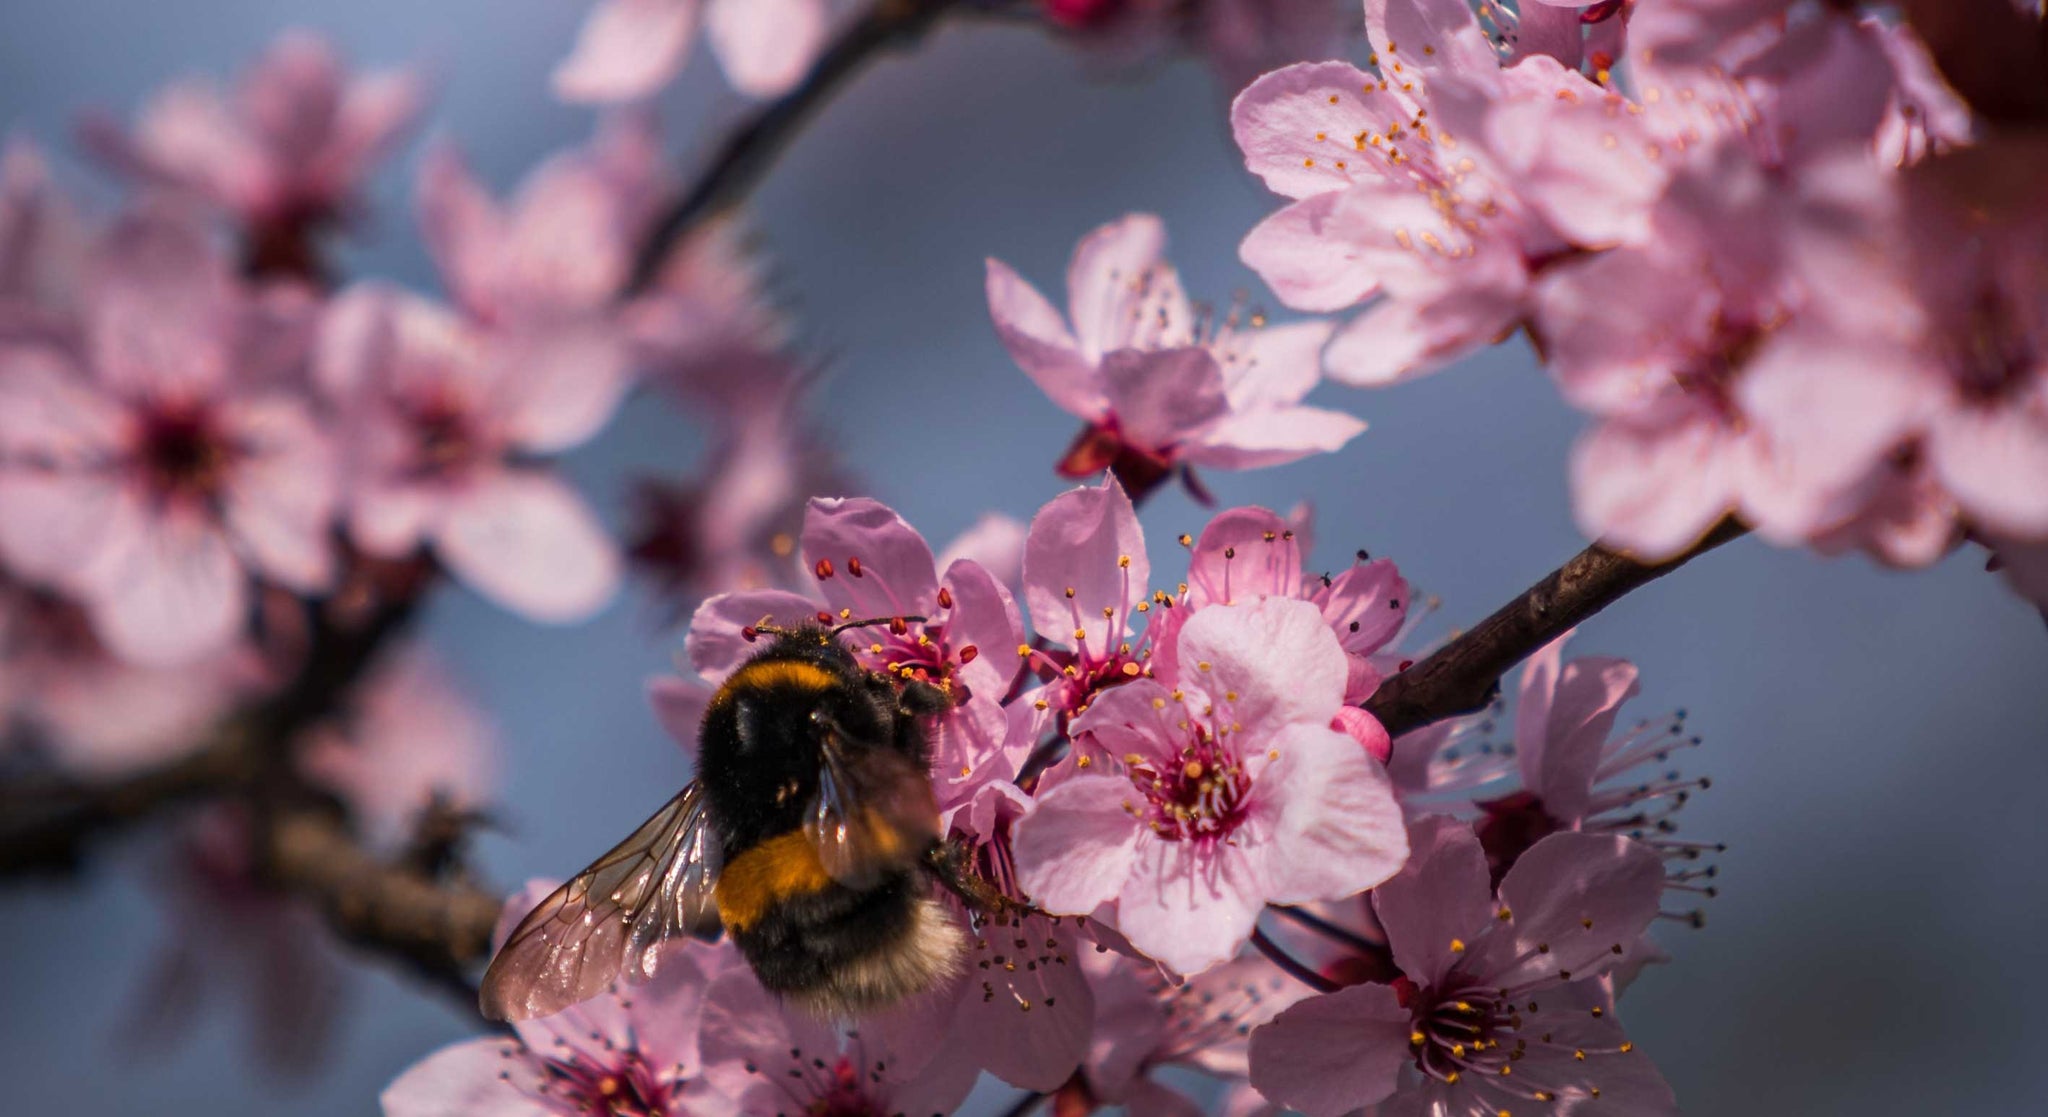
[
  {"left": 807, "top": 738, "right": 941, "bottom": 890},
  {"left": 478, "top": 782, "right": 723, "bottom": 1021}
]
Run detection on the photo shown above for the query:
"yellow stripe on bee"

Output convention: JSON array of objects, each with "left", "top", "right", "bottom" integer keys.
[
  {"left": 715, "top": 831, "right": 834, "bottom": 931},
  {"left": 709, "top": 660, "right": 839, "bottom": 711}
]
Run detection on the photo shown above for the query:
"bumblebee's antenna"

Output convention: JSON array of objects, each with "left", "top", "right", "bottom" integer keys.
[
  {"left": 740, "top": 615, "right": 928, "bottom": 643},
  {"left": 830, "top": 614, "right": 926, "bottom": 637}
]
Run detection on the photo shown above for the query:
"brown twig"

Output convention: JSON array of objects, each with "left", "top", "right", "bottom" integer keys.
[
  {"left": 622, "top": 0, "right": 964, "bottom": 297},
  {"left": 1365, "top": 520, "right": 1749, "bottom": 741}
]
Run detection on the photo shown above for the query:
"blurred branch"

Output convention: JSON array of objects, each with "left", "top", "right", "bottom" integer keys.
[
  {"left": 1365, "top": 520, "right": 1749, "bottom": 741},
  {"left": 623, "top": 0, "right": 966, "bottom": 296},
  {"left": 0, "top": 590, "right": 421, "bottom": 876}
]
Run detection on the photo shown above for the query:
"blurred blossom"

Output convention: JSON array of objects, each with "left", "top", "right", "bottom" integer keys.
[
  {"left": 554, "top": 0, "right": 833, "bottom": 103},
  {"left": 0, "top": 139, "right": 88, "bottom": 331},
  {"left": 298, "top": 645, "right": 499, "bottom": 851},
  {"left": 382, "top": 881, "right": 733, "bottom": 1116},
  {"left": 78, "top": 30, "right": 423, "bottom": 235},
  {"left": 986, "top": 212, "right": 1363, "bottom": 501},
  {"left": 1248, "top": 816, "right": 1676, "bottom": 1117},
  {"left": 0, "top": 583, "right": 267, "bottom": 776},
  {"left": 1013, "top": 597, "right": 1407, "bottom": 976},
  {"left": 123, "top": 808, "right": 349, "bottom": 1079},
  {"left": 1045, "top": 0, "right": 1356, "bottom": 93},
  {"left": 313, "top": 283, "right": 623, "bottom": 622},
  {"left": 629, "top": 217, "right": 790, "bottom": 405},
  {"left": 0, "top": 211, "right": 336, "bottom": 665}
]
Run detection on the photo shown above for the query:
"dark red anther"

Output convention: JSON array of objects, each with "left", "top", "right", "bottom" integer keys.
[
  {"left": 740, "top": 626, "right": 759, "bottom": 642},
  {"left": 816, "top": 611, "right": 835, "bottom": 625},
  {"left": 1397, "top": 659, "right": 1414, "bottom": 672},
  {"left": 815, "top": 558, "right": 834, "bottom": 579},
  {"left": 1582, "top": 0, "right": 1626, "bottom": 23},
  {"left": 889, "top": 616, "right": 909, "bottom": 636},
  {"left": 958, "top": 645, "right": 979, "bottom": 664},
  {"left": 847, "top": 556, "right": 864, "bottom": 577},
  {"left": 936, "top": 586, "right": 954, "bottom": 610}
]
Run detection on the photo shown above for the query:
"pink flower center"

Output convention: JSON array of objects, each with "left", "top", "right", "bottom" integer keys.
[
  {"left": 802, "top": 1057, "right": 887, "bottom": 1117},
  {"left": 137, "top": 403, "right": 235, "bottom": 502},
  {"left": 405, "top": 397, "right": 486, "bottom": 479},
  {"left": 1124, "top": 730, "right": 1250, "bottom": 842}
]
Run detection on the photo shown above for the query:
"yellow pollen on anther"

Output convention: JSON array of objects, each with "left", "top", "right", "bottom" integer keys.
[
  {"left": 1446, "top": 1071, "right": 1460, "bottom": 1084},
  {"left": 1123, "top": 662, "right": 1142, "bottom": 677},
  {"left": 1450, "top": 938, "right": 1466, "bottom": 954},
  {"left": 1124, "top": 753, "right": 1146, "bottom": 766},
  {"left": 1063, "top": 586, "right": 1076, "bottom": 598},
  {"left": 1197, "top": 661, "right": 1212, "bottom": 671},
  {"left": 1620, "top": 1042, "right": 1634, "bottom": 1053},
  {"left": 1268, "top": 748, "right": 1280, "bottom": 760},
  {"left": 1177, "top": 534, "right": 1192, "bottom": 546},
  {"left": 1017, "top": 644, "right": 1032, "bottom": 657},
  {"left": 1183, "top": 760, "right": 1204, "bottom": 780},
  {"left": 1452, "top": 1043, "right": 1466, "bottom": 1057},
  {"left": 1073, "top": 628, "right": 1088, "bottom": 641},
  {"left": 1410, "top": 1031, "right": 1426, "bottom": 1046},
  {"left": 1077, "top": 755, "right": 1091, "bottom": 768}
]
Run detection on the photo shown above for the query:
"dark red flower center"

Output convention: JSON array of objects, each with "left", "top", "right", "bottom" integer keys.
[
  {"left": 1124, "top": 730, "right": 1251, "bottom": 842},
  {"left": 1043, "top": 0, "right": 1126, "bottom": 30},
  {"left": 543, "top": 1050, "right": 672, "bottom": 1116},
  {"left": 804, "top": 1057, "right": 886, "bottom": 1117},
  {"left": 139, "top": 404, "right": 234, "bottom": 501}
]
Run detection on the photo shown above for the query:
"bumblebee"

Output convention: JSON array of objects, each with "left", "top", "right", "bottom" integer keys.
[{"left": 479, "top": 619, "right": 982, "bottom": 1022}]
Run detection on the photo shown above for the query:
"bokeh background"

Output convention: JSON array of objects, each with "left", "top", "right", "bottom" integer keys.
[{"left": 2, "top": 2, "right": 2045, "bottom": 1113}]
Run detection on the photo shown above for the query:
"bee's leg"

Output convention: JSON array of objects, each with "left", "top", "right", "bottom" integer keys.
[
  {"left": 897, "top": 678, "right": 952, "bottom": 718},
  {"left": 920, "top": 838, "right": 1052, "bottom": 923}
]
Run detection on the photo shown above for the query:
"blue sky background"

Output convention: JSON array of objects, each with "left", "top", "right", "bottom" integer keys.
[{"left": 2, "top": 3, "right": 2045, "bottom": 1114}]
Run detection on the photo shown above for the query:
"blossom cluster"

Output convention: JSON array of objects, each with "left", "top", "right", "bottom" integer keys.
[
  {"left": 1228, "top": 0, "right": 2048, "bottom": 606},
  {"left": 396, "top": 478, "right": 1717, "bottom": 1114}
]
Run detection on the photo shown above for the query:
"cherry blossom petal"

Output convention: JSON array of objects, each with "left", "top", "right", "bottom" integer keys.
[
  {"left": 415, "top": 146, "right": 505, "bottom": 316},
  {"left": 684, "top": 588, "right": 821, "bottom": 680},
  {"left": 1067, "top": 213, "right": 1191, "bottom": 360},
  {"left": 1247, "top": 981, "right": 1412, "bottom": 1117},
  {"left": 937, "top": 558, "right": 1024, "bottom": 698},
  {"left": 220, "top": 396, "right": 337, "bottom": 593},
  {"left": 801, "top": 496, "right": 940, "bottom": 619},
  {"left": 705, "top": 0, "right": 829, "bottom": 98},
  {"left": 1220, "top": 320, "right": 1331, "bottom": 410},
  {"left": 647, "top": 674, "right": 710, "bottom": 750},
  {"left": 1185, "top": 404, "right": 1367, "bottom": 470},
  {"left": 935, "top": 513, "right": 1026, "bottom": 591},
  {"left": 1117, "top": 837, "right": 1265, "bottom": 975},
  {"left": 434, "top": 470, "right": 619, "bottom": 623},
  {"left": 90, "top": 514, "right": 247, "bottom": 667},
  {"left": 1927, "top": 401, "right": 2048, "bottom": 537},
  {"left": 1022, "top": 476, "right": 1148, "bottom": 653},
  {"left": 1011, "top": 774, "right": 1144, "bottom": 917},
  {"left": 1100, "top": 347, "right": 1230, "bottom": 452},
  {"left": 1240, "top": 193, "right": 1385, "bottom": 313},
  {"left": 1570, "top": 411, "right": 1740, "bottom": 561},
  {"left": 1332, "top": 705, "right": 1393, "bottom": 764},
  {"left": 1322, "top": 279, "right": 1523, "bottom": 387},
  {"left": 1364, "top": 0, "right": 1501, "bottom": 82},
  {"left": 1371, "top": 814, "right": 1493, "bottom": 987},
  {"left": 1315, "top": 559, "right": 1409, "bottom": 655},
  {"left": 946, "top": 913, "right": 1094, "bottom": 1090},
  {"left": 1177, "top": 597, "right": 1348, "bottom": 737},
  {"left": 1186, "top": 506, "right": 1306, "bottom": 606},
  {"left": 1484, "top": 831, "right": 1665, "bottom": 989},
  {"left": 1231, "top": 62, "right": 1402, "bottom": 200},
  {"left": 381, "top": 1037, "right": 556, "bottom": 1117},
  {"left": 489, "top": 325, "right": 633, "bottom": 455},
  {"left": 985, "top": 257, "right": 1103, "bottom": 421},
  {"left": 1253, "top": 722, "right": 1407, "bottom": 903},
  {"left": 1532, "top": 656, "right": 1639, "bottom": 822},
  {"left": 552, "top": 0, "right": 701, "bottom": 104}
]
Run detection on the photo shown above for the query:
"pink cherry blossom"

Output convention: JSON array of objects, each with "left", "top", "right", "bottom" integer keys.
[
  {"left": 696, "top": 963, "right": 978, "bottom": 1117},
  {"left": 383, "top": 881, "right": 733, "bottom": 1117},
  {"left": 313, "top": 283, "right": 622, "bottom": 622},
  {"left": 1150, "top": 504, "right": 1411, "bottom": 705},
  {"left": 80, "top": 31, "right": 423, "bottom": 230},
  {"left": 1248, "top": 815, "right": 1676, "bottom": 1116},
  {"left": 1011, "top": 596, "right": 1408, "bottom": 975},
  {"left": 0, "top": 583, "right": 266, "bottom": 776},
  {"left": 986, "top": 212, "right": 1363, "bottom": 497},
  {"left": 298, "top": 646, "right": 499, "bottom": 851},
  {"left": 1066, "top": 948, "right": 1310, "bottom": 1115},
  {"left": 662, "top": 495, "right": 1025, "bottom": 807},
  {"left": 1230, "top": 0, "right": 1582, "bottom": 387},
  {"left": 554, "top": 0, "right": 832, "bottom": 103},
  {"left": 0, "top": 211, "right": 337, "bottom": 665},
  {"left": 1015, "top": 475, "right": 1156, "bottom": 729}
]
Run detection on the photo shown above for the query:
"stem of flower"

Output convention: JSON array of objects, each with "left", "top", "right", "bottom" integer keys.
[
  {"left": 995, "top": 1090, "right": 1049, "bottom": 1117},
  {"left": 1365, "top": 519, "right": 1749, "bottom": 741},
  {"left": 1250, "top": 926, "right": 1342, "bottom": 995},
  {"left": 622, "top": 0, "right": 966, "bottom": 297}
]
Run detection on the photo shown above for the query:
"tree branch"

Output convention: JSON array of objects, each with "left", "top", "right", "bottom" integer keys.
[
  {"left": 1364, "top": 520, "right": 1748, "bottom": 740},
  {"left": 623, "top": 0, "right": 965, "bottom": 297}
]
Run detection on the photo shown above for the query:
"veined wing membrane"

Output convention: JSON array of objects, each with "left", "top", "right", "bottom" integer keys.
[
  {"left": 806, "top": 738, "right": 941, "bottom": 890},
  {"left": 478, "top": 782, "right": 722, "bottom": 1021}
]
